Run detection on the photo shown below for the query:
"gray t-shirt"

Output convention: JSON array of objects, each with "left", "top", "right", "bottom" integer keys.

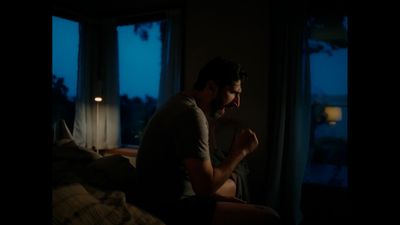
[{"left": 135, "top": 93, "right": 210, "bottom": 206}]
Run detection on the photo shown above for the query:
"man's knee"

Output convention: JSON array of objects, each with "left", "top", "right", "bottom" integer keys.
[
  {"left": 260, "top": 206, "right": 280, "bottom": 225},
  {"left": 213, "top": 202, "right": 280, "bottom": 225}
]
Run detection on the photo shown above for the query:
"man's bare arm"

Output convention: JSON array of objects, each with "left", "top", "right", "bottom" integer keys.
[{"left": 184, "top": 129, "right": 258, "bottom": 196}]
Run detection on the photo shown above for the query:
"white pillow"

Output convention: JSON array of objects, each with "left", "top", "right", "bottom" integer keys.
[
  {"left": 53, "top": 119, "right": 74, "bottom": 144},
  {"left": 53, "top": 119, "right": 102, "bottom": 160}
]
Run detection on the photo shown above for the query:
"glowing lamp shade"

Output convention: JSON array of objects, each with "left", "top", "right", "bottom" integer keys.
[
  {"left": 324, "top": 106, "right": 342, "bottom": 125},
  {"left": 94, "top": 97, "right": 103, "bottom": 102}
]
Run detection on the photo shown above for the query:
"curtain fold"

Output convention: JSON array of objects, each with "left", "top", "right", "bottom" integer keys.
[
  {"left": 73, "top": 10, "right": 182, "bottom": 149},
  {"left": 73, "top": 20, "right": 120, "bottom": 150},
  {"left": 265, "top": 2, "right": 311, "bottom": 225},
  {"left": 157, "top": 9, "right": 183, "bottom": 109}
]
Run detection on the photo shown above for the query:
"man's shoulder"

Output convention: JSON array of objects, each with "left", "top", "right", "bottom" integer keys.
[
  {"left": 165, "top": 94, "right": 200, "bottom": 114},
  {"left": 170, "top": 93, "right": 196, "bottom": 106}
]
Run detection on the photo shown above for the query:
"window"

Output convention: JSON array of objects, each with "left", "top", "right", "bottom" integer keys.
[
  {"left": 304, "top": 16, "right": 348, "bottom": 188},
  {"left": 52, "top": 16, "right": 79, "bottom": 132},
  {"left": 117, "top": 20, "right": 165, "bottom": 146}
]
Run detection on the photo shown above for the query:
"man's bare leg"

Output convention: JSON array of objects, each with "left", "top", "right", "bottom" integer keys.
[{"left": 211, "top": 202, "right": 280, "bottom": 225}]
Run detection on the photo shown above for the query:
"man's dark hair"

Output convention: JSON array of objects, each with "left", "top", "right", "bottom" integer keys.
[{"left": 194, "top": 57, "right": 248, "bottom": 90}]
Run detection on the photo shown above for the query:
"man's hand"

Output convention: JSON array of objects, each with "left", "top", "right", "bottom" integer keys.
[
  {"left": 184, "top": 130, "right": 258, "bottom": 196},
  {"left": 231, "top": 128, "right": 259, "bottom": 157}
]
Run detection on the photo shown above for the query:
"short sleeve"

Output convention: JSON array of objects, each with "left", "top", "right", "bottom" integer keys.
[{"left": 174, "top": 108, "right": 210, "bottom": 160}]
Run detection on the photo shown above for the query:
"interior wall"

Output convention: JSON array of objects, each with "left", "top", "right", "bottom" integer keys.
[{"left": 184, "top": 0, "right": 271, "bottom": 204}]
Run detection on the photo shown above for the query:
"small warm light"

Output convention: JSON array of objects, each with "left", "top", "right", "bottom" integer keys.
[
  {"left": 324, "top": 106, "right": 342, "bottom": 125},
  {"left": 94, "top": 97, "right": 103, "bottom": 102}
]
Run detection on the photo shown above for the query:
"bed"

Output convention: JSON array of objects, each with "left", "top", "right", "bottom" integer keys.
[{"left": 52, "top": 120, "right": 165, "bottom": 225}]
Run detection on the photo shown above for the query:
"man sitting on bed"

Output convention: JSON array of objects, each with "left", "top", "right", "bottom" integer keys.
[{"left": 135, "top": 57, "right": 280, "bottom": 225}]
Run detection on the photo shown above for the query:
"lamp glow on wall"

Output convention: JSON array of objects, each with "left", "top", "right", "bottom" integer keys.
[
  {"left": 324, "top": 106, "right": 342, "bottom": 125},
  {"left": 94, "top": 96, "right": 103, "bottom": 153}
]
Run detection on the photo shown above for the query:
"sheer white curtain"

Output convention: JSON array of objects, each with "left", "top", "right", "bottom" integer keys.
[
  {"left": 72, "top": 10, "right": 182, "bottom": 149},
  {"left": 265, "top": 2, "right": 311, "bottom": 225},
  {"left": 157, "top": 9, "right": 183, "bottom": 109},
  {"left": 73, "top": 20, "right": 120, "bottom": 149}
]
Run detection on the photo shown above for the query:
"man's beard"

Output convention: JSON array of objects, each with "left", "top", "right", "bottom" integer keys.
[{"left": 210, "top": 96, "right": 225, "bottom": 119}]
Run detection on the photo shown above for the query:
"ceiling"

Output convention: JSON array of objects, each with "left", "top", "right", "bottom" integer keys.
[{"left": 52, "top": 0, "right": 185, "bottom": 19}]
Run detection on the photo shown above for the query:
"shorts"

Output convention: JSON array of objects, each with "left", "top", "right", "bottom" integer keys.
[{"left": 143, "top": 196, "right": 217, "bottom": 225}]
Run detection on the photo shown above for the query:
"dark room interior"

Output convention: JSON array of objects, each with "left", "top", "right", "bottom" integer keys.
[{"left": 52, "top": 0, "right": 350, "bottom": 225}]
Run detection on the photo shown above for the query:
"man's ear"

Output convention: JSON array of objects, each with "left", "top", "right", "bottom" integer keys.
[{"left": 206, "top": 80, "right": 218, "bottom": 97}]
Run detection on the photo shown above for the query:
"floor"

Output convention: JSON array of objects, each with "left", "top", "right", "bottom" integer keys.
[{"left": 299, "top": 183, "right": 351, "bottom": 225}]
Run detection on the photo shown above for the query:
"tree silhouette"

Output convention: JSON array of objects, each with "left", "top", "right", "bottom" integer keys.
[
  {"left": 119, "top": 94, "right": 157, "bottom": 146},
  {"left": 52, "top": 75, "right": 68, "bottom": 102},
  {"left": 52, "top": 74, "right": 75, "bottom": 131},
  {"left": 308, "top": 16, "right": 347, "bottom": 55},
  {"left": 132, "top": 21, "right": 166, "bottom": 41},
  {"left": 133, "top": 22, "right": 153, "bottom": 41}
]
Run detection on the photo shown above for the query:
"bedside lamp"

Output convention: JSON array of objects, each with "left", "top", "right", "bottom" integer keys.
[
  {"left": 94, "top": 96, "right": 103, "bottom": 153},
  {"left": 324, "top": 106, "right": 342, "bottom": 125}
]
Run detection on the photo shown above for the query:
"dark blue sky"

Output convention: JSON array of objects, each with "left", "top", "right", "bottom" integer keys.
[
  {"left": 310, "top": 43, "right": 347, "bottom": 96},
  {"left": 117, "top": 23, "right": 161, "bottom": 99},
  {"left": 52, "top": 16, "right": 79, "bottom": 98},
  {"left": 52, "top": 16, "right": 162, "bottom": 99}
]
